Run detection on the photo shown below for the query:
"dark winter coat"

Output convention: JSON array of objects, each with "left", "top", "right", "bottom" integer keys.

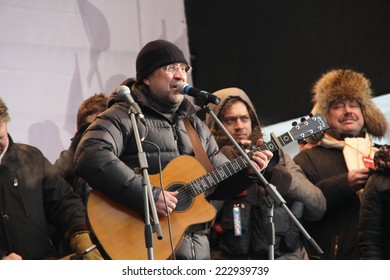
[
  {"left": 0, "top": 137, "right": 87, "bottom": 260},
  {"left": 359, "top": 172, "right": 390, "bottom": 259},
  {"left": 74, "top": 79, "right": 258, "bottom": 259},
  {"left": 294, "top": 130, "right": 362, "bottom": 259},
  {"left": 54, "top": 122, "right": 92, "bottom": 204}
]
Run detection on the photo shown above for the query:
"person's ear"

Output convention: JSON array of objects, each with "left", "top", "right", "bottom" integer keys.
[{"left": 143, "top": 78, "right": 150, "bottom": 86}]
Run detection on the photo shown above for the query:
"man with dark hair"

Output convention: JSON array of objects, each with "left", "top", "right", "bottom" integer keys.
[
  {"left": 74, "top": 39, "right": 273, "bottom": 259},
  {"left": 205, "top": 87, "right": 326, "bottom": 260},
  {"left": 294, "top": 69, "right": 388, "bottom": 259}
]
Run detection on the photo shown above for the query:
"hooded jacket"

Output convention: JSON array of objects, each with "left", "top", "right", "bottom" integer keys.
[{"left": 206, "top": 88, "right": 326, "bottom": 259}]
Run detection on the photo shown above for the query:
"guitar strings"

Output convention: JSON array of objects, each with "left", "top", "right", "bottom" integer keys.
[
  {"left": 172, "top": 137, "right": 289, "bottom": 203},
  {"left": 173, "top": 156, "right": 250, "bottom": 203},
  {"left": 172, "top": 136, "right": 281, "bottom": 202},
  {"left": 165, "top": 115, "right": 323, "bottom": 203}
]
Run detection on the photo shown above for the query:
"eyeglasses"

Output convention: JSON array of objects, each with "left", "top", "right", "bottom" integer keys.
[{"left": 163, "top": 64, "right": 192, "bottom": 75}]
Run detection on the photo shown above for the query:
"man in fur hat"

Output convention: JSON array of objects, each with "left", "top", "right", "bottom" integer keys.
[{"left": 294, "top": 69, "right": 388, "bottom": 259}]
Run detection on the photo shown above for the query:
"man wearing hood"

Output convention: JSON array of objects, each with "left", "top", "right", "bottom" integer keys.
[
  {"left": 73, "top": 39, "right": 273, "bottom": 260},
  {"left": 205, "top": 88, "right": 326, "bottom": 259},
  {"left": 294, "top": 69, "right": 388, "bottom": 259}
]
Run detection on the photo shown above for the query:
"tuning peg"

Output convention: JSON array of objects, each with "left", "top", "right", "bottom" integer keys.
[
  {"left": 300, "top": 117, "right": 306, "bottom": 122},
  {"left": 292, "top": 121, "right": 298, "bottom": 126}
]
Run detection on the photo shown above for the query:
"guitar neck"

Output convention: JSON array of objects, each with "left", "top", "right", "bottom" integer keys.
[
  {"left": 255, "top": 131, "right": 293, "bottom": 153},
  {"left": 189, "top": 131, "right": 293, "bottom": 196}
]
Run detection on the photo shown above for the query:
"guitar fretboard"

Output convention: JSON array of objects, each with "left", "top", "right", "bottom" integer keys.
[{"left": 188, "top": 132, "right": 293, "bottom": 196}]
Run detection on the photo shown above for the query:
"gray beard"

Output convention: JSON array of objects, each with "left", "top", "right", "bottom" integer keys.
[{"left": 145, "top": 89, "right": 181, "bottom": 114}]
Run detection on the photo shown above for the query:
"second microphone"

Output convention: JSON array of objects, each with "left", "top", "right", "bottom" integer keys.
[{"left": 178, "top": 82, "right": 220, "bottom": 105}]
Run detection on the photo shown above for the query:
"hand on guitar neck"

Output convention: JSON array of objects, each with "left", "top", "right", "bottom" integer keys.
[
  {"left": 245, "top": 138, "right": 273, "bottom": 175},
  {"left": 155, "top": 139, "right": 272, "bottom": 216}
]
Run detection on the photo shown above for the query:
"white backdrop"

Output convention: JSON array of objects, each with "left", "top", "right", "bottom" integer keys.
[
  {"left": 0, "top": 0, "right": 190, "bottom": 163},
  {"left": 1, "top": 1, "right": 389, "bottom": 163}
]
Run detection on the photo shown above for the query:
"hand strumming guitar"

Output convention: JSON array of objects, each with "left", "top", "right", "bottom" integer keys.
[{"left": 156, "top": 190, "right": 178, "bottom": 216}]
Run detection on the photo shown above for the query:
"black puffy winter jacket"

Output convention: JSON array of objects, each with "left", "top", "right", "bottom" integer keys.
[{"left": 74, "top": 80, "right": 258, "bottom": 259}]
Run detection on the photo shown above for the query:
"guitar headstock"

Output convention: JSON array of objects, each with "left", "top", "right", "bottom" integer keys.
[{"left": 289, "top": 114, "right": 329, "bottom": 141}]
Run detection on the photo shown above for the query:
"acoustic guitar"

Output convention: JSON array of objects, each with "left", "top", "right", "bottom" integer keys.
[{"left": 87, "top": 114, "right": 328, "bottom": 259}]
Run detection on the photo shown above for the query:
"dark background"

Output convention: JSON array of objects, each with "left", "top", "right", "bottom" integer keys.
[{"left": 184, "top": 0, "right": 390, "bottom": 125}]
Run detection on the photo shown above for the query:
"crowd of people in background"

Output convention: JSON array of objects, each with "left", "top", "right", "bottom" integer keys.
[{"left": 1, "top": 39, "right": 389, "bottom": 260}]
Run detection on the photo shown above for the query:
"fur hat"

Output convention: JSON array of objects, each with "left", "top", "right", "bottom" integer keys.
[
  {"left": 312, "top": 69, "right": 388, "bottom": 138},
  {"left": 136, "top": 39, "right": 188, "bottom": 83}
]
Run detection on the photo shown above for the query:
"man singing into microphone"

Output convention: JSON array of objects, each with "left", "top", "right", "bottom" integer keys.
[{"left": 74, "top": 39, "right": 273, "bottom": 260}]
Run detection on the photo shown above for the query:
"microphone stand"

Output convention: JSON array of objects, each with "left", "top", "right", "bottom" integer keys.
[
  {"left": 265, "top": 196, "right": 275, "bottom": 260},
  {"left": 203, "top": 105, "right": 323, "bottom": 260},
  {"left": 128, "top": 110, "right": 162, "bottom": 260}
]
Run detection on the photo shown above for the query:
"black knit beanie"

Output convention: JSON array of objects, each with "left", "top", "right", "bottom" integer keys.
[{"left": 136, "top": 39, "right": 188, "bottom": 83}]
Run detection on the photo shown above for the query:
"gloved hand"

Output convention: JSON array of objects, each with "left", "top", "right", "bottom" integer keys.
[{"left": 69, "top": 231, "right": 103, "bottom": 260}]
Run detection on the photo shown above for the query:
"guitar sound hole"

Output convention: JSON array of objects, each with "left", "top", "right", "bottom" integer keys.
[{"left": 167, "top": 183, "right": 193, "bottom": 212}]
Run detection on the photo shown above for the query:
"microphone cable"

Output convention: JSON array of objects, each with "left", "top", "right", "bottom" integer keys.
[{"left": 142, "top": 140, "right": 176, "bottom": 260}]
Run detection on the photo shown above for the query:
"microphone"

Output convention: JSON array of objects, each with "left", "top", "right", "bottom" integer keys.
[
  {"left": 178, "top": 82, "right": 220, "bottom": 105},
  {"left": 117, "top": 85, "right": 146, "bottom": 125}
]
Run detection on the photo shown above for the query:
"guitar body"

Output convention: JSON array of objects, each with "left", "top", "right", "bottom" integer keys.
[
  {"left": 87, "top": 155, "right": 217, "bottom": 260},
  {"left": 86, "top": 114, "right": 329, "bottom": 260}
]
